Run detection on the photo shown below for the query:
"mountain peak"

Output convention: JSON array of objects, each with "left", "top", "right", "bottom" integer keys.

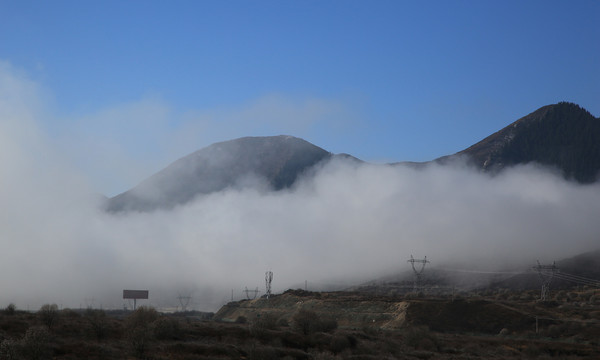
[
  {"left": 452, "top": 102, "right": 600, "bottom": 182},
  {"left": 106, "top": 135, "right": 331, "bottom": 212}
]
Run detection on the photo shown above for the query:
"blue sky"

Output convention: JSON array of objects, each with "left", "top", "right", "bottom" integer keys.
[{"left": 1, "top": 0, "right": 598, "bottom": 196}]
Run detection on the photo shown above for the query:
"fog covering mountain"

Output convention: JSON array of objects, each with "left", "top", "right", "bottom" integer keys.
[
  {"left": 4, "top": 84, "right": 600, "bottom": 311},
  {"left": 107, "top": 102, "right": 600, "bottom": 213}
]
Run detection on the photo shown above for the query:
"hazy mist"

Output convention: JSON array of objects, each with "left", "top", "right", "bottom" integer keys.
[{"left": 1, "top": 63, "right": 599, "bottom": 311}]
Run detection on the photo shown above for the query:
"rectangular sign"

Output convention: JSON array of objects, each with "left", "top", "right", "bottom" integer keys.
[{"left": 123, "top": 290, "right": 149, "bottom": 299}]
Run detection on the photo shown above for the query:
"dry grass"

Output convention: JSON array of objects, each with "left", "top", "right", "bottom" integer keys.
[{"left": 0, "top": 290, "right": 597, "bottom": 359}]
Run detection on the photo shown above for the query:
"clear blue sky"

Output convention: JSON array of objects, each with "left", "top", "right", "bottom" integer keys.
[{"left": 1, "top": 0, "right": 598, "bottom": 195}]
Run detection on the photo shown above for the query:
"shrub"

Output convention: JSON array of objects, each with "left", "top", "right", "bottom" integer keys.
[
  {"left": 318, "top": 318, "right": 338, "bottom": 333},
  {"left": 126, "top": 306, "right": 159, "bottom": 330},
  {"left": 245, "top": 341, "right": 279, "bottom": 360},
  {"left": 361, "top": 316, "right": 378, "bottom": 336},
  {"left": 38, "top": 304, "right": 59, "bottom": 330},
  {"left": 61, "top": 308, "right": 81, "bottom": 318},
  {"left": 329, "top": 334, "right": 351, "bottom": 354},
  {"left": 125, "top": 306, "right": 159, "bottom": 358},
  {"left": 0, "top": 338, "right": 19, "bottom": 360},
  {"left": 292, "top": 310, "right": 338, "bottom": 335},
  {"left": 311, "top": 351, "right": 338, "bottom": 360},
  {"left": 249, "top": 313, "right": 279, "bottom": 341},
  {"left": 4, "top": 303, "right": 16, "bottom": 316},
  {"left": 154, "top": 317, "right": 182, "bottom": 340},
  {"left": 252, "top": 313, "right": 279, "bottom": 331},
  {"left": 21, "top": 326, "right": 51, "bottom": 360},
  {"left": 85, "top": 309, "right": 108, "bottom": 340},
  {"left": 403, "top": 326, "right": 439, "bottom": 351},
  {"left": 293, "top": 310, "right": 318, "bottom": 335},
  {"left": 278, "top": 317, "right": 289, "bottom": 327}
]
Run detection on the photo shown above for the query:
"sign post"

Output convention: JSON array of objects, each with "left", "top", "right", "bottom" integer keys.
[{"left": 123, "top": 290, "right": 149, "bottom": 310}]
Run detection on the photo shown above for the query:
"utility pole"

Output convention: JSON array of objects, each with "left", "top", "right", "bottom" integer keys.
[
  {"left": 408, "top": 255, "right": 430, "bottom": 293},
  {"left": 533, "top": 261, "right": 558, "bottom": 301}
]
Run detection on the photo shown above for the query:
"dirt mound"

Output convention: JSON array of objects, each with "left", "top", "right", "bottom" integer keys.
[
  {"left": 214, "top": 291, "right": 410, "bottom": 330},
  {"left": 214, "top": 291, "right": 535, "bottom": 334}
]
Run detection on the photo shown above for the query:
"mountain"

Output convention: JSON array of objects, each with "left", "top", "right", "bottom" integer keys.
[
  {"left": 106, "top": 135, "right": 334, "bottom": 212},
  {"left": 443, "top": 102, "right": 600, "bottom": 182},
  {"left": 107, "top": 102, "right": 598, "bottom": 212}
]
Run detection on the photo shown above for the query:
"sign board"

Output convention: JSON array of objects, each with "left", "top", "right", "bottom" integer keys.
[{"left": 123, "top": 290, "right": 149, "bottom": 299}]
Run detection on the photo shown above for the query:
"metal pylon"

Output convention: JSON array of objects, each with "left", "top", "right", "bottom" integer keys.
[
  {"left": 408, "top": 255, "right": 430, "bottom": 292},
  {"left": 533, "top": 261, "right": 558, "bottom": 301}
]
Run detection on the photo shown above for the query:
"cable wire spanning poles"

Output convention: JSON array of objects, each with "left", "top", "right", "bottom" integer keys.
[
  {"left": 408, "top": 255, "right": 430, "bottom": 292},
  {"left": 551, "top": 271, "right": 600, "bottom": 288},
  {"left": 532, "top": 260, "right": 600, "bottom": 297},
  {"left": 265, "top": 271, "right": 273, "bottom": 299},
  {"left": 533, "top": 261, "right": 557, "bottom": 301}
]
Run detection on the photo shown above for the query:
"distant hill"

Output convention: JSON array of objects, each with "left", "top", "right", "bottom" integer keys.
[
  {"left": 106, "top": 136, "right": 334, "bottom": 212},
  {"left": 443, "top": 102, "right": 600, "bottom": 183}
]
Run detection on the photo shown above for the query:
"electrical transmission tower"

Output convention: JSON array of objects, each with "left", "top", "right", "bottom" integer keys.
[
  {"left": 243, "top": 287, "right": 260, "bottom": 300},
  {"left": 533, "top": 260, "right": 558, "bottom": 301},
  {"left": 265, "top": 271, "right": 273, "bottom": 299},
  {"left": 408, "top": 255, "right": 430, "bottom": 292},
  {"left": 177, "top": 293, "right": 192, "bottom": 312}
]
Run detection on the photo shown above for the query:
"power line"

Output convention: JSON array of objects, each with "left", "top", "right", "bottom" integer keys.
[
  {"left": 435, "top": 268, "right": 525, "bottom": 275},
  {"left": 546, "top": 272, "right": 600, "bottom": 288}
]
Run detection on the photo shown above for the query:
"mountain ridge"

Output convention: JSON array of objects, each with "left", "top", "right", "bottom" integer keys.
[
  {"left": 106, "top": 102, "right": 599, "bottom": 212},
  {"left": 440, "top": 102, "right": 600, "bottom": 182}
]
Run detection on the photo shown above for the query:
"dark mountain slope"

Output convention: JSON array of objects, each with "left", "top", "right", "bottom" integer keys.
[
  {"left": 106, "top": 135, "right": 332, "bottom": 212},
  {"left": 447, "top": 102, "right": 600, "bottom": 183}
]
